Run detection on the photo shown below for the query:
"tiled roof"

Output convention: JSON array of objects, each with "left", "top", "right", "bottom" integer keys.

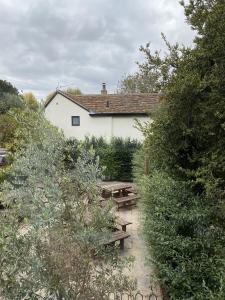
[{"left": 45, "top": 90, "right": 160, "bottom": 115}]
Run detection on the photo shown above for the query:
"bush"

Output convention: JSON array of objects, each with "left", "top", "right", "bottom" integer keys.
[
  {"left": 0, "top": 120, "right": 135, "bottom": 298},
  {"left": 65, "top": 136, "right": 141, "bottom": 181},
  {"left": 138, "top": 171, "right": 225, "bottom": 300}
]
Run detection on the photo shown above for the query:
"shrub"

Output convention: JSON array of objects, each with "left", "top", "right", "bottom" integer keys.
[
  {"left": 65, "top": 136, "right": 141, "bottom": 181},
  {"left": 0, "top": 122, "right": 135, "bottom": 299},
  {"left": 137, "top": 171, "right": 225, "bottom": 300}
]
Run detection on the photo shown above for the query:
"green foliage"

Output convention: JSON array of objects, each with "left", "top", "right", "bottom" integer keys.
[
  {"left": 22, "top": 92, "right": 39, "bottom": 111},
  {"left": 65, "top": 136, "right": 141, "bottom": 181},
  {"left": 0, "top": 82, "right": 40, "bottom": 150},
  {"left": 118, "top": 35, "right": 189, "bottom": 94},
  {"left": 134, "top": 1, "right": 225, "bottom": 299},
  {"left": 0, "top": 79, "right": 19, "bottom": 95},
  {"left": 0, "top": 113, "right": 17, "bottom": 146},
  {"left": 0, "top": 93, "right": 24, "bottom": 114},
  {"left": 0, "top": 119, "right": 135, "bottom": 299},
  {"left": 138, "top": 172, "right": 225, "bottom": 300},
  {"left": 0, "top": 80, "right": 22, "bottom": 115}
]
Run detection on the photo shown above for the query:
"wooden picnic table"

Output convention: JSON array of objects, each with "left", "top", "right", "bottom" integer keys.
[
  {"left": 101, "top": 183, "right": 132, "bottom": 198},
  {"left": 116, "top": 216, "right": 132, "bottom": 232}
]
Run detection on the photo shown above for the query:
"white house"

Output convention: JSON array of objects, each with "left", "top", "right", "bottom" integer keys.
[{"left": 45, "top": 84, "right": 159, "bottom": 141}]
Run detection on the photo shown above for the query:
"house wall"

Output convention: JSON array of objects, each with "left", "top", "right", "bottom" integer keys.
[
  {"left": 111, "top": 116, "right": 149, "bottom": 140},
  {"left": 45, "top": 94, "right": 150, "bottom": 141}
]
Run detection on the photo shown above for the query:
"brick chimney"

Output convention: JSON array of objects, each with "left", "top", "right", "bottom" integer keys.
[{"left": 101, "top": 83, "right": 107, "bottom": 95}]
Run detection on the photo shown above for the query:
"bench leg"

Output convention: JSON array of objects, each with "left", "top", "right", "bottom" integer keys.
[
  {"left": 121, "top": 225, "right": 126, "bottom": 232},
  {"left": 120, "top": 239, "right": 124, "bottom": 250}
]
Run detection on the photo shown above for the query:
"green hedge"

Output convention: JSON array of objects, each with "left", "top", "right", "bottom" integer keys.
[
  {"left": 137, "top": 171, "right": 225, "bottom": 300},
  {"left": 64, "top": 136, "right": 141, "bottom": 181}
]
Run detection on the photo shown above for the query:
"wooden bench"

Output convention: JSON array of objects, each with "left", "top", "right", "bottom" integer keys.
[
  {"left": 116, "top": 217, "right": 132, "bottom": 232},
  {"left": 114, "top": 195, "right": 140, "bottom": 210},
  {"left": 103, "top": 230, "right": 130, "bottom": 249}
]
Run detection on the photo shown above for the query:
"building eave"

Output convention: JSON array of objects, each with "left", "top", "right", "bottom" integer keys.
[
  {"left": 89, "top": 112, "right": 149, "bottom": 117},
  {"left": 44, "top": 90, "right": 90, "bottom": 112}
]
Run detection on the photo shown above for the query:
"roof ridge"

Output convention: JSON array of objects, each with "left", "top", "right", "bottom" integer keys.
[{"left": 60, "top": 90, "right": 160, "bottom": 97}]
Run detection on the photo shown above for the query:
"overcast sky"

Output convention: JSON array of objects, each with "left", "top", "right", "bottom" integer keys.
[{"left": 0, "top": 0, "right": 195, "bottom": 99}]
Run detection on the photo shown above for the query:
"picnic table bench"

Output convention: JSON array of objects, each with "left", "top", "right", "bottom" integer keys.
[
  {"left": 114, "top": 194, "right": 140, "bottom": 210},
  {"left": 103, "top": 230, "right": 130, "bottom": 249},
  {"left": 116, "top": 217, "right": 132, "bottom": 232}
]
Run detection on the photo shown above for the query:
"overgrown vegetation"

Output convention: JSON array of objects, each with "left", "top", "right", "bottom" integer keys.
[
  {"left": 65, "top": 136, "right": 141, "bottom": 181},
  {"left": 0, "top": 89, "right": 135, "bottom": 298},
  {"left": 133, "top": 1, "right": 225, "bottom": 299}
]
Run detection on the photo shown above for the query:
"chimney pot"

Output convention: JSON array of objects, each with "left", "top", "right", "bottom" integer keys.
[{"left": 101, "top": 83, "right": 107, "bottom": 95}]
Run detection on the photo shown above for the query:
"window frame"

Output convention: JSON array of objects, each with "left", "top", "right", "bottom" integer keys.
[{"left": 71, "top": 116, "right": 80, "bottom": 126}]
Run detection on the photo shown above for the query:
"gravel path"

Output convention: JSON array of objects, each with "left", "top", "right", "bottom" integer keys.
[{"left": 100, "top": 181, "right": 163, "bottom": 299}]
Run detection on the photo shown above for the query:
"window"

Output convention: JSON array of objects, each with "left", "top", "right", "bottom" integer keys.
[{"left": 71, "top": 116, "right": 80, "bottom": 126}]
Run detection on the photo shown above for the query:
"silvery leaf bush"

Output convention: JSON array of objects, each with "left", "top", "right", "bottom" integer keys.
[{"left": 0, "top": 112, "right": 135, "bottom": 299}]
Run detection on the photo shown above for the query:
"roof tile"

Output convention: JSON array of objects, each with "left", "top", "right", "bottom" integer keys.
[{"left": 46, "top": 90, "right": 160, "bottom": 115}]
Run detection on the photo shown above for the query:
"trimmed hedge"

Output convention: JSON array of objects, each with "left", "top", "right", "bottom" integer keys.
[
  {"left": 137, "top": 171, "right": 225, "bottom": 300},
  {"left": 64, "top": 136, "right": 141, "bottom": 181}
]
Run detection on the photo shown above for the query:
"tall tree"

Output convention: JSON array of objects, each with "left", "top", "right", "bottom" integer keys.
[
  {"left": 118, "top": 35, "right": 186, "bottom": 94},
  {"left": 0, "top": 79, "right": 19, "bottom": 96}
]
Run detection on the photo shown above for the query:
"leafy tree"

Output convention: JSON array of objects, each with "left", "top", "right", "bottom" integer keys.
[
  {"left": 0, "top": 93, "right": 24, "bottom": 114},
  {"left": 135, "top": 0, "right": 225, "bottom": 299},
  {"left": 118, "top": 35, "right": 187, "bottom": 94},
  {"left": 0, "top": 79, "right": 19, "bottom": 95},
  {"left": 0, "top": 114, "right": 17, "bottom": 146},
  {"left": 22, "top": 92, "right": 39, "bottom": 111},
  {"left": 0, "top": 80, "right": 24, "bottom": 149}
]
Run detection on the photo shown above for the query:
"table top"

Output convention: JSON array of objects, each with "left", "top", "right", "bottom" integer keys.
[
  {"left": 116, "top": 216, "right": 132, "bottom": 226},
  {"left": 102, "top": 182, "right": 132, "bottom": 192}
]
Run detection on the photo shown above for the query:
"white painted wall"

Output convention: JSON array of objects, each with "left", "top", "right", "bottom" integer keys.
[
  {"left": 45, "top": 94, "right": 150, "bottom": 141},
  {"left": 112, "top": 116, "right": 149, "bottom": 140}
]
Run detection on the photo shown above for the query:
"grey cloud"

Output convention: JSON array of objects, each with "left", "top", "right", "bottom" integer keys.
[{"left": 0, "top": 0, "right": 195, "bottom": 98}]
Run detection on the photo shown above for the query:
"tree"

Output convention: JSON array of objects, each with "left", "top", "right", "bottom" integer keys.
[
  {"left": 0, "top": 93, "right": 24, "bottom": 114},
  {"left": 135, "top": 0, "right": 225, "bottom": 299},
  {"left": 118, "top": 35, "right": 187, "bottom": 94},
  {"left": 22, "top": 92, "right": 39, "bottom": 111},
  {"left": 0, "top": 80, "right": 24, "bottom": 147},
  {"left": 0, "top": 79, "right": 19, "bottom": 96},
  {"left": 0, "top": 114, "right": 17, "bottom": 146}
]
